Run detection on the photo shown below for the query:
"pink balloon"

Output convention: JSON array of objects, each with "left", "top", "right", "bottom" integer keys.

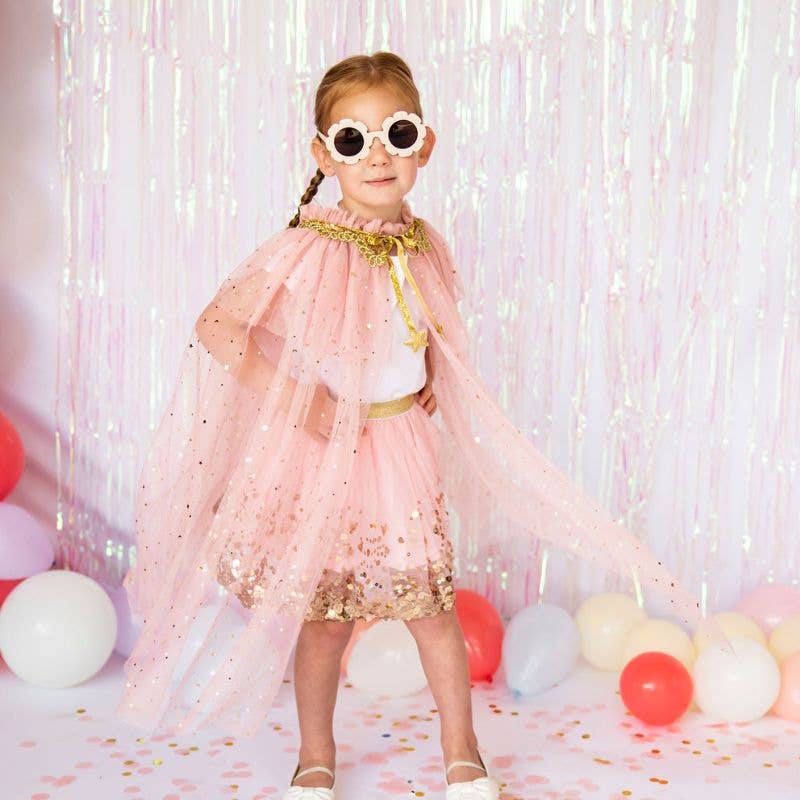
[
  {"left": 0, "top": 503, "right": 54, "bottom": 579},
  {"left": 771, "top": 651, "right": 800, "bottom": 721},
  {"left": 736, "top": 584, "right": 800, "bottom": 632}
]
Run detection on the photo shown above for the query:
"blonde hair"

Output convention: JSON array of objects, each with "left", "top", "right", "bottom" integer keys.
[{"left": 287, "top": 51, "right": 424, "bottom": 228}]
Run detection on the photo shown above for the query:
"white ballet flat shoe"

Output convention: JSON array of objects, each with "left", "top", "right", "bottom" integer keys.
[
  {"left": 444, "top": 751, "right": 500, "bottom": 800},
  {"left": 282, "top": 763, "right": 336, "bottom": 799}
]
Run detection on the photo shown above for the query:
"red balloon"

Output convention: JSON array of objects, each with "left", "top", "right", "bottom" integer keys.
[
  {"left": 0, "top": 411, "right": 25, "bottom": 500},
  {"left": 454, "top": 589, "right": 504, "bottom": 681},
  {"left": 619, "top": 651, "right": 694, "bottom": 725},
  {"left": 0, "top": 577, "right": 25, "bottom": 607}
]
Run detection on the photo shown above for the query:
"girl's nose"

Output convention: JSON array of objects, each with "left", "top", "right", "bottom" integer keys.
[{"left": 368, "top": 136, "right": 390, "bottom": 163}]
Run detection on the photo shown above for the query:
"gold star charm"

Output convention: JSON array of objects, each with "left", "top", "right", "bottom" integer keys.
[{"left": 404, "top": 328, "right": 428, "bottom": 352}]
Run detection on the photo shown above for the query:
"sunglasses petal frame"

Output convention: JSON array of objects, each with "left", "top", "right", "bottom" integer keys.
[{"left": 317, "top": 110, "right": 427, "bottom": 164}]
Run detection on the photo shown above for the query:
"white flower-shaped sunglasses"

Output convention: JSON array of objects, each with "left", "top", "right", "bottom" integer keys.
[{"left": 316, "top": 110, "right": 427, "bottom": 165}]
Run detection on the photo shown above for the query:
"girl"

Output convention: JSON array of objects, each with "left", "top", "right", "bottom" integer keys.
[{"left": 118, "top": 52, "right": 724, "bottom": 800}]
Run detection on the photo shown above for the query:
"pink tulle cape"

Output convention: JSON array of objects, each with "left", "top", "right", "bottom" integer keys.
[{"left": 117, "top": 199, "right": 729, "bottom": 738}]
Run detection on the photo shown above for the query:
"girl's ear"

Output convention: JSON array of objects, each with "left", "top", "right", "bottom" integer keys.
[
  {"left": 310, "top": 136, "right": 336, "bottom": 177},
  {"left": 417, "top": 127, "right": 436, "bottom": 167}
]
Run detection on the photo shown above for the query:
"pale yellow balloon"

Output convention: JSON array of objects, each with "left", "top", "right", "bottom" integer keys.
[
  {"left": 574, "top": 593, "right": 646, "bottom": 671},
  {"left": 621, "top": 618, "right": 696, "bottom": 671},
  {"left": 768, "top": 613, "right": 800, "bottom": 664},
  {"left": 693, "top": 612, "right": 766, "bottom": 654}
]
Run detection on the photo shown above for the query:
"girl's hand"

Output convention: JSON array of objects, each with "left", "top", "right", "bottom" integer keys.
[{"left": 416, "top": 375, "right": 437, "bottom": 416}]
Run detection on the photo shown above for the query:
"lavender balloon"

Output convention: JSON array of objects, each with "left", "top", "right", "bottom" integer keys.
[
  {"left": 502, "top": 603, "right": 580, "bottom": 696},
  {"left": 104, "top": 582, "right": 143, "bottom": 658},
  {"left": 0, "top": 502, "right": 54, "bottom": 579}
]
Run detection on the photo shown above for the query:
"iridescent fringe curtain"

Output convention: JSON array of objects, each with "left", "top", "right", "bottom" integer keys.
[{"left": 54, "top": 0, "right": 800, "bottom": 620}]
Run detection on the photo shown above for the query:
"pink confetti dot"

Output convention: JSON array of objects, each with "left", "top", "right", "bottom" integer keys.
[
  {"left": 31, "top": 795, "right": 50, "bottom": 800},
  {"left": 19, "top": 741, "right": 37, "bottom": 748}
]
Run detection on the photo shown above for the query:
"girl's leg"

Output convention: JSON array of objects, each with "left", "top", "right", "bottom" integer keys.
[
  {"left": 404, "top": 608, "right": 486, "bottom": 784},
  {"left": 291, "top": 618, "right": 356, "bottom": 788}
]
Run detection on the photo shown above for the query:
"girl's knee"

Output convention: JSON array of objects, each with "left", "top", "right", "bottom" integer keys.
[
  {"left": 404, "top": 607, "right": 456, "bottom": 639},
  {"left": 302, "top": 618, "right": 356, "bottom": 648}
]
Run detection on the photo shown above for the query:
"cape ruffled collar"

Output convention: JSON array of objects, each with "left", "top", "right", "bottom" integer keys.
[{"left": 298, "top": 199, "right": 416, "bottom": 236}]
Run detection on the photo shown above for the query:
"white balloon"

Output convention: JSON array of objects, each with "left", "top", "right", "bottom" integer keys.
[
  {"left": 347, "top": 620, "right": 427, "bottom": 697},
  {"left": 0, "top": 570, "right": 117, "bottom": 687},
  {"left": 693, "top": 636, "right": 781, "bottom": 723},
  {"left": 502, "top": 603, "right": 580, "bottom": 695}
]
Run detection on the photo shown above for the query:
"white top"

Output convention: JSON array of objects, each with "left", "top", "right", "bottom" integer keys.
[{"left": 280, "top": 254, "right": 428, "bottom": 403}]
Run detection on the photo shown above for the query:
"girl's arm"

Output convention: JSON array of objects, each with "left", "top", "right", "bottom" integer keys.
[
  {"left": 195, "top": 302, "right": 335, "bottom": 440},
  {"left": 417, "top": 343, "right": 437, "bottom": 416}
]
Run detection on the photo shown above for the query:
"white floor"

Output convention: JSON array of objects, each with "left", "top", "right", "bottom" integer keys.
[{"left": 3, "top": 652, "right": 795, "bottom": 800}]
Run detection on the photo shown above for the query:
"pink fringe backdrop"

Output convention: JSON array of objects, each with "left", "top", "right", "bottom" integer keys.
[{"left": 53, "top": 1, "right": 800, "bottom": 620}]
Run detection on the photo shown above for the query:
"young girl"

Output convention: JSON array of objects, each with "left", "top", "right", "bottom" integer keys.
[{"left": 117, "top": 52, "right": 723, "bottom": 800}]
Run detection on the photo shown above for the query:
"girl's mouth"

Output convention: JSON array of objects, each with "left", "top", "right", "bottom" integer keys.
[{"left": 366, "top": 177, "right": 395, "bottom": 186}]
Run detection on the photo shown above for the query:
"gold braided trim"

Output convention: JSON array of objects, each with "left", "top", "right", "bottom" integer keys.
[
  {"left": 367, "top": 392, "right": 416, "bottom": 419},
  {"left": 297, "top": 216, "right": 432, "bottom": 267},
  {"left": 297, "top": 215, "right": 445, "bottom": 347}
]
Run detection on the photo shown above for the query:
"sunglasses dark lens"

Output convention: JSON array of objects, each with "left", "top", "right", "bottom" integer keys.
[
  {"left": 388, "top": 119, "right": 419, "bottom": 149},
  {"left": 332, "top": 126, "right": 365, "bottom": 157}
]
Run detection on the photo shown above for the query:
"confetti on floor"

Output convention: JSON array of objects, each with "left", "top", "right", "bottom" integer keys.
[{"left": 2, "top": 654, "right": 795, "bottom": 799}]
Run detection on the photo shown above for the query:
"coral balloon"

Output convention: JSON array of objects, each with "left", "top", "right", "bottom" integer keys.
[
  {"left": 619, "top": 651, "right": 693, "bottom": 725},
  {"left": 736, "top": 584, "right": 800, "bottom": 632},
  {"left": 768, "top": 613, "right": 800, "bottom": 664},
  {"left": 0, "top": 412, "right": 25, "bottom": 500},
  {"left": 771, "top": 651, "right": 800, "bottom": 721},
  {"left": 0, "top": 578, "right": 25, "bottom": 608},
  {"left": 454, "top": 589, "right": 504, "bottom": 681},
  {"left": 575, "top": 593, "right": 646, "bottom": 671},
  {"left": 622, "top": 618, "right": 696, "bottom": 672}
]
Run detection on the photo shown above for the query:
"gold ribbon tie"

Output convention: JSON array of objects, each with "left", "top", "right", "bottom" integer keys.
[{"left": 297, "top": 216, "right": 445, "bottom": 352}]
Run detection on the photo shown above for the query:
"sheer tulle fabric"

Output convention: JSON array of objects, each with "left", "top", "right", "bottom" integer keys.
[{"left": 117, "top": 200, "right": 730, "bottom": 738}]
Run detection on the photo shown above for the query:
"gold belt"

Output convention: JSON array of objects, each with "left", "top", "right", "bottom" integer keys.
[{"left": 367, "top": 392, "right": 416, "bottom": 419}]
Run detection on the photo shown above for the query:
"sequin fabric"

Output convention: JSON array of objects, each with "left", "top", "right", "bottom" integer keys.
[{"left": 215, "top": 397, "right": 456, "bottom": 622}]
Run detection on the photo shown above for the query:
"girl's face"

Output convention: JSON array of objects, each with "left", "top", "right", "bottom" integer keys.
[{"left": 310, "top": 86, "right": 436, "bottom": 223}]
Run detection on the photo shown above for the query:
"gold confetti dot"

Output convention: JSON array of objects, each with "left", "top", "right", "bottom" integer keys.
[
  {"left": 764, "top": 762, "right": 773, "bottom": 768},
  {"left": 105, "top": 738, "right": 116, "bottom": 743},
  {"left": 581, "top": 734, "right": 591, "bottom": 739},
  {"left": 153, "top": 759, "right": 162, "bottom": 765},
  {"left": 224, "top": 741, "right": 234, "bottom": 746},
  {"left": 168, "top": 743, "right": 178, "bottom": 748},
  {"left": 651, "top": 748, "right": 660, "bottom": 754},
  {"left": 124, "top": 759, "right": 136, "bottom": 765},
  {"left": 622, "top": 792, "right": 632, "bottom": 797},
  {"left": 136, "top": 737, "right": 145, "bottom": 743},
  {"left": 121, "top": 771, "right": 132, "bottom": 776},
  {"left": 76, "top": 708, "right": 86, "bottom": 714}
]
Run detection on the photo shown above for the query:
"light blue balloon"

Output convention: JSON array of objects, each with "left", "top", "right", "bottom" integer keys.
[{"left": 502, "top": 603, "right": 580, "bottom": 696}]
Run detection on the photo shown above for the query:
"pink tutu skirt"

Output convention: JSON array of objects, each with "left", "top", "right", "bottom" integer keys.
[{"left": 303, "top": 394, "right": 456, "bottom": 623}]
